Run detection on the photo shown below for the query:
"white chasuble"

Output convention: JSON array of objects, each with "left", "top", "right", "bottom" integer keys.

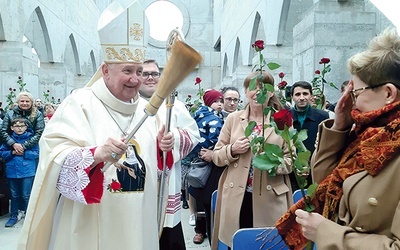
[{"left": 18, "top": 78, "right": 160, "bottom": 250}]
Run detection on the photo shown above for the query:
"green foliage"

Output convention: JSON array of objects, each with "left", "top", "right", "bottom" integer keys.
[
  {"left": 246, "top": 42, "right": 282, "bottom": 175},
  {"left": 185, "top": 77, "right": 205, "bottom": 116},
  {"left": 245, "top": 121, "right": 256, "bottom": 137},
  {"left": 293, "top": 129, "right": 309, "bottom": 152},
  {"left": 262, "top": 106, "right": 273, "bottom": 117},
  {"left": 43, "top": 90, "right": 50, "bottom": 103},
  {"left": 253, "top": 146, "right": 282, "bottom": 174},
  {"left": 311, "top": 59, "right": 339, "bottom": 110},
  {"left": 5, "top": 76, "right": 28, "bottom": 110},
  {"left": 246, "top": 41, "right": 316, "bottom": 211},
  {"left": 187, "top": 99, "right": 202, "bottom": 116},
  {"left": 16, "top": 77, "right": 27, "bottom": 92},
  {"left": 5, "top": 88, "right": 16, "bottom": 110},
  {"left": 266, "top": 62, "right": 280, "bottom": 71}
]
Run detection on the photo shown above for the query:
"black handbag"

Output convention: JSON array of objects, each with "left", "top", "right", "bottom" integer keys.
[{"left": 186, "top": 157, "right": 212, "bottom": 188}]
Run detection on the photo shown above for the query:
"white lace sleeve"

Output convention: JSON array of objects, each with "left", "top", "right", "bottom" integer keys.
[{"left": 56, "top": 148, "right": 95, "bottom": 205}]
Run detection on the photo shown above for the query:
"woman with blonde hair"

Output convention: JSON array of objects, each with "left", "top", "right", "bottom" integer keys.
[{"left": 1, "top": 91, "right": 45, "bottom": 156}]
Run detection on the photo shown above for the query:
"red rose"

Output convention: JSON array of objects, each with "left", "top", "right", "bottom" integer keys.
[
  {"left": 110, "top": 180, "right": 121, "bottom": 191},
  {"left": 18, "top": 76, "right": 22, "bottom": 80},
  {"left": 315, "top": 70, "right": 320, "bottom": 74},
  {"left": 273, "top": 109, "right": 293, "bottom": 130},
  {"left": 279, "top": 72, "right": 285, "bottom": 78},
  {"left": 9, "top": 87, "right": 12, "bottom": 91},
  {"left": 188, "top": 94, "right": 192, "bottom": 98},
  {"left": 195, "top": 77, "right": 202, "bottom": 85},
  {"left": 47, "top": 89, "right": 50, "bottom": 93},
  {"left": 251, "top": 40, "right": 264, "bottom": 52},
  {"left": 319, "top": 57, "right": 330, "bottom": 64},
  {"left": 278, "top": 81, "right": 288, "bottom": 90}
]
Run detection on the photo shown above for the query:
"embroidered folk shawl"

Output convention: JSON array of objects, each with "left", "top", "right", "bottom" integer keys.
[{"left": 276, "top": 100, "right": 400, "bottom": 249}]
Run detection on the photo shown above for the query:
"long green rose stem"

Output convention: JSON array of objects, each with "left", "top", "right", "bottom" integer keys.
[
  {"left": 287, "top": 137, "right": 315, "bottom": 250},
  {"left": 287, "top": 138, "right": 313, "bottom": 211}
]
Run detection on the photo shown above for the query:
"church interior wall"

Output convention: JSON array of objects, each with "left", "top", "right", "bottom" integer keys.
[
  {"left": 138, "top": 0, "right": 219, "bottom": 102},
  {"left": 219, "top": 0, "right": 395, "bottom": 105},
  {"left": 0, "top": 0, "right": 397, "bottom": 107},
  {"left": 0, "top": 0, "right": 102, "bottom": 103}
]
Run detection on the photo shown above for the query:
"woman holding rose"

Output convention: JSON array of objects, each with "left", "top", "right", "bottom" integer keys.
[
  {"left": 276, "top": 28, "right": 400, "bottom": 249},
  {"left": 211, "top": 70, "right": 294, "bottom": 249}
]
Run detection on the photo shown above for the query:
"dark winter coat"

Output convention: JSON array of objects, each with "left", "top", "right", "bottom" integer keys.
[{"left": 0, "top": 106, "right": 45, "bottom": 149}]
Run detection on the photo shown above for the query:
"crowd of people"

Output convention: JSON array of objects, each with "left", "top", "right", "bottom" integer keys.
[{"left": 0, "top": 1, "right": 399, "bottom": 250}]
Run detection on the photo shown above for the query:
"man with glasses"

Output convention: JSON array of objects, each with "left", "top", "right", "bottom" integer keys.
[
  {"left": 139, "top": 60, "right": 162, "bottom": 99},
  {"left": 140, "top": 59, "right": 200, "bottom": 250},
  {"left": 289, "top": 81, "right": 329, "bottom": 189},
  {"left": 220, "top": 86, "right": 240, "bottom": 120}
]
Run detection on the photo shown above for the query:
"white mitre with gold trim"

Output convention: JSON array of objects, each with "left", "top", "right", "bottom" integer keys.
[
  {"left": 98, "top": 0, "right": 148, "bottom": 63},
  {"left": 86, "top": 0, "right": 148, "bottom": 86}
]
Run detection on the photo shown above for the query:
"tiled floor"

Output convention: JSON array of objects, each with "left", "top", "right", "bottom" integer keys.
[
  {"left": 181, "top": 205, "right": 211, "bottom": 249},
  {"left": 0, "top": 212, "right": 22, "bottom": 250},
  {"left": 0, "top": 202, "right": 210, "bottom": 250}
]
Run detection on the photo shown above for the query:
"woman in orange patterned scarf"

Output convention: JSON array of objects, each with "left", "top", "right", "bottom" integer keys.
[{"left": 276, "top": 28, "right": 400, "bottom": 249}]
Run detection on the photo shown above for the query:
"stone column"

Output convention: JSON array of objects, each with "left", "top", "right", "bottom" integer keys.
[
  {"left": 39, "top": 63, "right": 89, "bottom": 102},
  {"left": 292, "top": 0, "right": 375, "bottom": 102},
  {"left": 0, "top": 41, "right": 39, "bottom": 102},
  {"left": 231, "top": 65, "right": 251, "bottom": 89}
]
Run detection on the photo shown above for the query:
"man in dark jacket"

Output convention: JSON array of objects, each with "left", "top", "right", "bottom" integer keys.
[{"left": 289, "top": 81, "right": 329, "bottom": 189}]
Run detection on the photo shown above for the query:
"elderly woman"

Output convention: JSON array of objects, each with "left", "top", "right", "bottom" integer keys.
[
  {"left": 43, "top": 103, "right": 56, "bottom": 124},
  {"left": 211, "top": 71, "right": 294, "bottom": 249},
  {"left": 277, "top": 28, "right": 400, "bottom": 249},
  {"left": 1, "top": 92, "right": 45, "bottom": 154}
]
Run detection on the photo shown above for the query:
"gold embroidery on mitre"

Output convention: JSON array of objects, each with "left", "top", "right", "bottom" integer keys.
[
  {"left": 105, "top": 47, "right": 122, "bottom": 61},
  {"left": 130, "top": 23, "right": 143, "bottom": 41},
  {"left": 105, "top": 47, "right": 145, "bottom": 62}
]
